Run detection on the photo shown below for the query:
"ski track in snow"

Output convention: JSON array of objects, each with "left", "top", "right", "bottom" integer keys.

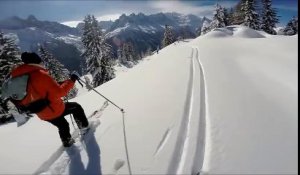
[
  {"left": 167, "top": 47, "right": 194, "bottom": 174},
  {"left": 176, "top": 48, "right": 195, "bottom": 174},
  {"left": 153, "top": 128, "right": 171, "bottom": 157},
  {"left": 167, "top": 47, "right": 207, "bottom": 175},
  {"left": 33, "top": 130, "right": 81, "bottom": 175},
  {"left": 37, "top": 120, "right": 101, "bottom": 175},
  {"left": 192, "top": 47, "right": 207, "bottom": 175}
]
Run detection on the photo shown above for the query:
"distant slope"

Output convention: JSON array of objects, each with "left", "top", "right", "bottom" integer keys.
[{"left": 0, "top": 15, "right": 82, "bottom": 72}]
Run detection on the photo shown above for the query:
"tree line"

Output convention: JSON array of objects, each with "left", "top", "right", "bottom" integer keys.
[
  {"left": 198, "top": 0, "right": 298, "bottom": 35},
  {"left": 161, "top": 0, "right": 298, "bottom": 49}
]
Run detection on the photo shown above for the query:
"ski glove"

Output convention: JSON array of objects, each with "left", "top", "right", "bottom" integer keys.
[{"left": 70, "top": 73, "right": 80, "bottom": 82}]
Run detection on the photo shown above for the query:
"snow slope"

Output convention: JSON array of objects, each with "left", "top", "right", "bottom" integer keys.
[{"left": 0, "top": 26, "right": 298, "bottom": 175}]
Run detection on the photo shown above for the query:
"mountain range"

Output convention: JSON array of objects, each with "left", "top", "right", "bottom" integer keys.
[{"left": 0, "top": 13, "right": 211, "bottom": 72}]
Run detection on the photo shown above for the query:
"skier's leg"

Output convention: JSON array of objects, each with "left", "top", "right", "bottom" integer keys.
[
  {"left": 47, "top": 116, "right": 72, "bottom": 143},
  {"left": 64, "top": 102, "right": 88, "bottom": 129}
]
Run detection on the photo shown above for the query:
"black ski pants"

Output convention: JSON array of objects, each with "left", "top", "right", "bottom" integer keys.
[{"left": 47, "top": 102, "right": 89, "bottom": 142}]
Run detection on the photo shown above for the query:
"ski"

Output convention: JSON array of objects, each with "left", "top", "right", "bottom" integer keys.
[
  {"left": 87, "top": 100, "right": 109, "bottom": 119},
  {"left": 33, "top": 103, "right": 109, "bottom": 175},
  {"left": 68, "top": 100, "right": 109, "bottom": 143}
]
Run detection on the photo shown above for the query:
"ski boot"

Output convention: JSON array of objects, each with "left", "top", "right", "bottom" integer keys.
[{"left": 62, "top": 137, "right": 75, "bottom": 147}]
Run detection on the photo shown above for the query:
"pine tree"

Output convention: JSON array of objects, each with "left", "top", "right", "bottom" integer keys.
[
  {"left": 96, "top": 43, "right": 115, "bottom": 86},
  {"left": 199, "top": 4, "right": 229, "bottom": 35},
  {"left": 224, "top": 8, "right": 230, "bottom": 26},
  {"left": 162, "top": 25, "right": 175, "bottom": 47},
  {"left": 261, "top": 0, "right": 279, "bottom": 34},
  {"left": 232, "top": 0, "right": 246, "bottom": 25},
  {"left": 39, "top": 46, "right": 78, "bottom": 99},
  {"left": 124, "top": 42, "right": 137, "bottom": 62},
  {"left": 81, "top": 15, "right": 115, "bottom": 87},
  {"left": 0, "top": 32, "right": 21, "bottom": 117},
  {"left": 283, "top": 16, "right": 298, "bottom": 35},
  {"left": 84, "top": 75, "right": 93, "bottom": 90},
  {"left": 0, "top": 32, "right": 22, "bottom": 90},
  {"left": 242, "top": 0, "right": 260, "bottom": 30},
  {"left": 199, "top": 18, "right": 212, "bottom": 35},
  {"left": 228, "top": 8, "right": 235, "bottom": 25},
  {"left": 210, "top": 4, "right": 228, "bottom": 29},
  {"left": 39, "top": 46, "right": 68, "bottom": 82}
]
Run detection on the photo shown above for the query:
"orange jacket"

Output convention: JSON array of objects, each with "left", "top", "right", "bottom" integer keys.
[{"left": 11, "top": 64, "right": 75, "bottom": 121}]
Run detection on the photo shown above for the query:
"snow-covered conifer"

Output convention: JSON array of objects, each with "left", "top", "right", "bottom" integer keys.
[
  {"left": 122, "top": 42, "right": 137, "bottom": 63},
  {"left": 39, "top": 46, "right": 78, "bottom": 99},
  {"left": 231, "top": 1, "right": 245, "bottom": 25},
  {"left": 211, "top": 4, "right": 228, "bottom": 28},
  {"left": 0, "top": 98, "right": 10, "bottom": 123},
  {"left": 0, "top": 32, "right": 22, "bottom": 89},
  {"left": 81, "top": 15, "right": 115, "bottom": 87},
  {"left": 162, "top": 25, "right": 175, "bottom": 47},
  {"left": 242, "top": 0, "right": 260, "bottom": 30},
  {"left": 228, "top": 8, "right": 235, "bottom": 25},
  {"left": 200, "top": 19, "right": 212, "bottom": 35},
  {"left": 84, "top": 75, "right": 93, "bottom": 91},
  {"left": 0, "top": 32, "right": 21, "bottom": 117},
  {"left": 39, "top": 46, "right": 68, "bottom": 82},
  {"left": 200, "top": 4, "right": 229, "bottom": 35},
  {"left": 261, "top": 0, "right": 279, "bottom": 35},
  {"left": 96, "top": 43, "right": 115, "bottom": 86},
  {"left": 283, "top": 16, "right": 298, "bottom": 35}
]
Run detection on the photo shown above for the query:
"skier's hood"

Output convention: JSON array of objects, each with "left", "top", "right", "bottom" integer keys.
[{"left": 11, "top": 64, "right": 48, "bottom": 77}]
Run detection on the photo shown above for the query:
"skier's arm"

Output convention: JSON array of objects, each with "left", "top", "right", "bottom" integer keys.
[{"left": 40, "top": 71, "right": 75, "bottom": 98}]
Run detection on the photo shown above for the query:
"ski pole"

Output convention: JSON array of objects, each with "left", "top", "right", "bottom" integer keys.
[
  {"left": 77, "top": 78, "right": 125, "bottom": 113},
  {"left": 72, "top": 73, "right": 131, "bottom": 174},
  {"left": 122, "top": 112, "right": 132, "bottom": 175}
]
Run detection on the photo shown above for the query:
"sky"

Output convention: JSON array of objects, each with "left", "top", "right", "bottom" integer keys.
[{"left": 0, "top": 0, "right": 298, "bottom": 27}]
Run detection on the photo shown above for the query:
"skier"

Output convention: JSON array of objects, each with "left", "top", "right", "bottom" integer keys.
[{"left": 9, "top": 52, "right": 89, "bottom": 147}]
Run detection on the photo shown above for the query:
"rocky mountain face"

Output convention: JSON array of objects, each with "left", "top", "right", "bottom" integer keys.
[
  {"left": 102, "top": 13, "right": 210, "bottom": 55},
  {"left": 0, "top": 15, "right": 82, "bottom": 72},
  {"left": 0, "top": 15, "right": 80, "bottom": 35},
  {"left": 0, "top": 13, "right": 210, "bottom": 72}
]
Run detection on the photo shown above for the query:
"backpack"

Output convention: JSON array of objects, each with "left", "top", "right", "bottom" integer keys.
[
  {"left": 1, "top": 74, "right": 50, "bottom": 114},
  {"left": 1, "top": 74, "right": 29, "bottom": 101}
]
